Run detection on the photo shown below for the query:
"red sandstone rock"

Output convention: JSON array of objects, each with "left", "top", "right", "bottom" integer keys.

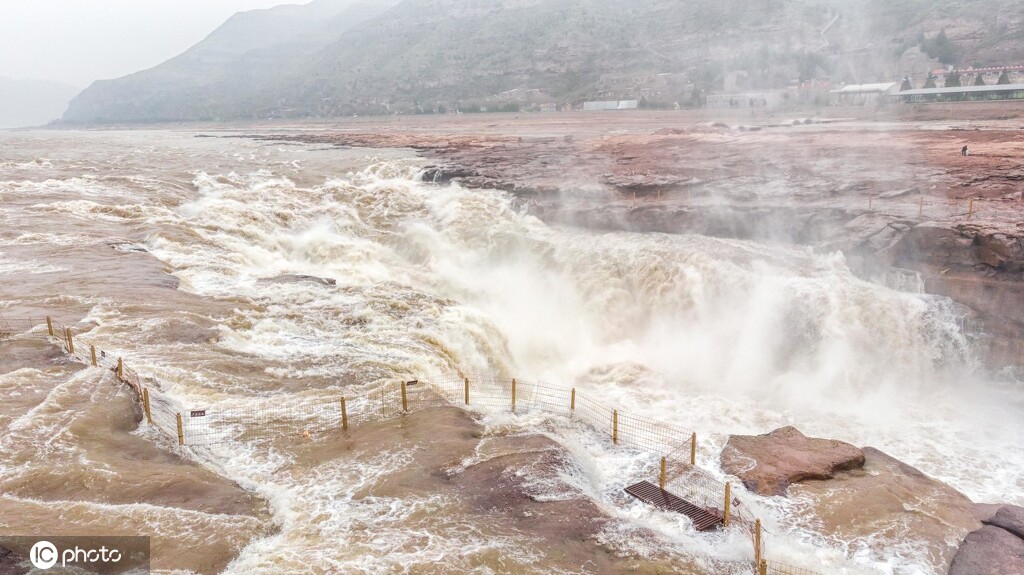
[
  {"left": 720, "top": 426, "right": 865, "bottom": 496},
  {"left": 792, "top": 447, "right": 982, "bottom": 573},
  {"left": 986, "top": 505, "right": 1024, "bottom": 541},
  {"left": 949, "top": 525, "right": 1024, "bottom": 575}
]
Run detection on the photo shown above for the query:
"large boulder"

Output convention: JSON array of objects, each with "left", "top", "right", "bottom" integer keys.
[
  {"left": 986, "top": 505, "right": 1024, "bottom": 540},
  {"left": 720, "top": 426, "right": 865, "bottom": 496},
  {"left": 949, "top": 525, "right": 1024, "bottom": 575},
  {"left": 791, "top": 448, "right": 981, "bottom": 573}
]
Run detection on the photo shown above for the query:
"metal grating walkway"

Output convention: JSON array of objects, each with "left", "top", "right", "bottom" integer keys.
[{"left": 625, "top": 481, "right": 723, "bottom": 531}]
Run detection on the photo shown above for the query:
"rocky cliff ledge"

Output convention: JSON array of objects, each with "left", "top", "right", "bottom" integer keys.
[{"left": 246, "top": 110, "right": 1024, "bottom": 370}]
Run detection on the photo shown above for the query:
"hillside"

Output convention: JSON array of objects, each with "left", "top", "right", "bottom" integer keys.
[
  {"left": 63, "top": 0, "right": 399, "bottom": 123},
  {"left": 63, "top": 0, "right": 1024, "bottom": 123}
]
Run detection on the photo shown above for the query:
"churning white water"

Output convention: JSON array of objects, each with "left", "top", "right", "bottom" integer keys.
[{"left": 1, "top": 130, "right": 1021, "bottom": 575}]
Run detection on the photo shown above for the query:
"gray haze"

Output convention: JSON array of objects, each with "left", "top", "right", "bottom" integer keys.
[{"left": 0, "top": 0, "right": 302, "bottom": 127}]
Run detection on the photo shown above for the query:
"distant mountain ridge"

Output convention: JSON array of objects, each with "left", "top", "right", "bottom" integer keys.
[{"left": 63, "top": 0, "right": 1024, "bottom": 123}]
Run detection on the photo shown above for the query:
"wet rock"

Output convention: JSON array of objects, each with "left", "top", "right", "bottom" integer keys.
[
  {"left": 0, "top": 546, "right": 29, "bottom": 574},
  {"left": 259, "top": 274, "right": 336, "bottom": 286},
  {"left": 986, "top": 505, "right": 1024, "bottom": 540},
  {"left": 976, "top": 233, "right": 1024, "bottom": 272},
  {"left": 972, "top": 502, "right": 1005, "bottom": 523},
  {"left": 720, "top": 426, "right": 865, "bottom": 496},
  {"left": 792, "top": 447, "right": 981, "bottom": 573},
  {"left": 892, "top": 222, "right": 979, "bottom": 269},
  {"left": 949, "top": 525, "right": 1024, "bottom": 575},
  {"left": 420, "top": 165, "right": 478, "bottom": 184}
]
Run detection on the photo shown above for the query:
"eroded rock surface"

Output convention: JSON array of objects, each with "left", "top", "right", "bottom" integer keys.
[
  {"left": 791, "top": 447, "right": 981, "bottom": 573},
  {"left": 720, "top": 426, "right": 865, "bottom": 496}
]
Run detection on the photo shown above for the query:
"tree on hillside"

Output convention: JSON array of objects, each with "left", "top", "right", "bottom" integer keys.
[
  {"left": 997, "top": 70, "right": 1011, "bottom": 85},
  {"left": 974, "top": 73, "right": 986, "bottom": 86},
  {"left": 900, "top": 76, "right": 912, "bottom": 91},
  {"left": 923, "top": 74, "right": 937, "bottom": 89},
  {"left": 945, "top": 70, "right": 961, "bottom": 88},
  {"left": 921, "top": 29, "right": 958, "bottom": 65}
]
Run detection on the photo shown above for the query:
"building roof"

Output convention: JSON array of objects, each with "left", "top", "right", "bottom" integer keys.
[
  {"left": 830, "top": 83, "right": 898, "bottom": 94},
  {"left": 898, "top": 83, "right": 1024, "bottom": 96}
]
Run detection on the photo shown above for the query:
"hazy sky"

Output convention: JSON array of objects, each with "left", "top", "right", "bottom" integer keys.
[{"left": 1, "top": 0, "right": 307, "bottom": 88}]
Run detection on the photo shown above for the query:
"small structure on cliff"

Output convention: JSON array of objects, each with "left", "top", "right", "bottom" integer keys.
[{"left": 829, "top": 83, "right": 899, "bottom": 106}]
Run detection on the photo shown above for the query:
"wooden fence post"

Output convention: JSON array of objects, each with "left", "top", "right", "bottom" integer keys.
[
  {"left": 90, "top": 345, "right": 97, "bottom": 367},
  {"left": 401, "top": 381, "right": 408, "bottom": 413},
  {"left": 464, "top": 377, "right": 470, "bottom": 405},
  {"left": 690, "top": 432, "right": 697, "bottom": 465},
  {"left": 117, "top": 358, "right": 123, "bottom": 380},
  {"left": 612, "top": 410, "right": 619, "bottom": 445},
  {"left": 724, "top": 482, "right": 732, "bottom": 527},
  {"left": 919, "top": 196, "right": 924, "bottom": 217},
  {"left": 142, "top": 388, "right": 153, "bottom": 424},
  {"left": 659, "top": 456, "right": 667, "bottom": 489},
  {"left": 65, "top": 327, "right": 74, "bottom": 354},
  {"left": 46, "top": 316, "right": 54, "bottom": 337},
  {"left": 570, "top": 388, "right": 576, "bottom": 413},
  {"left": 176, "top": 413, "right": 184, "bottom": 446},
  {"left": 968, "top": 197, "right": 974, "bottom": 219},
  {"left": 760, "top": 559, "right": 767, "bottom": 575},
  {"left": 754, "top": 518, "right": 762, "bottom": 568},
  {"left": 511, "top": 378, "right": 517, "bottom": 414},
  {"left": 868, "top": 195, "right": 873, "bottom": 210},
  {"left": 341, "top": 398, "right": 348, "bottom": 431}
]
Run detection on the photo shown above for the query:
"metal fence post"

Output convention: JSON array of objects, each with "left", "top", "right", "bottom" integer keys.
[
  {"left": 341, "top": 397, "right": 348, "bottom": 430},
  {"left": 724, "top": 482, "right": 732, "bottom": 527},
  {"left": 46, "top": 316, "right": 54, "bottom": 337},
  {"left": 511, "top": 378, "right": 516, "bottom": 414},
  {"left": 401, "top": 381, "right": 408, "bottom": 413},
  {"left": 142, "top": 388, "right": 153, "bottom": 424},
  {"left": 176, "top": 413, "right": 184, "bottom": 446}
]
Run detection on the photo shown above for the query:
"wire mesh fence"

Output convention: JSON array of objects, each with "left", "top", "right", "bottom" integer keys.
[
  {"left": 766, "top": 560, "right": 827, "bottom": 575},
  {"left": 30, "top": 316, "right": 832, "bottom": 573},
  {"left": 0, "top": 316, "right": 43, "bottom": 337}
]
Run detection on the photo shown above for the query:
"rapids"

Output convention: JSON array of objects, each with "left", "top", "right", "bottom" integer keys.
[{"left": 1, "top": 130, "right": 1021, "bottom": 574}]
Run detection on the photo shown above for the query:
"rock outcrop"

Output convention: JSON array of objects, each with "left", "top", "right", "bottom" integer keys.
[
  {"left": 720, "top": 426, "right": 865, "bottom": 496},
  {"left": 792, "top": 447, "right": 982, "bottom": 573},
  {"left": 950, "top": 505, "right": 1024, "bottom": 575}
]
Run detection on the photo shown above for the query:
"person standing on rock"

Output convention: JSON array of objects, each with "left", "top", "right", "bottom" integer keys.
[{"left": 961, "top": 145, "right": 969, "bottom": 156}]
